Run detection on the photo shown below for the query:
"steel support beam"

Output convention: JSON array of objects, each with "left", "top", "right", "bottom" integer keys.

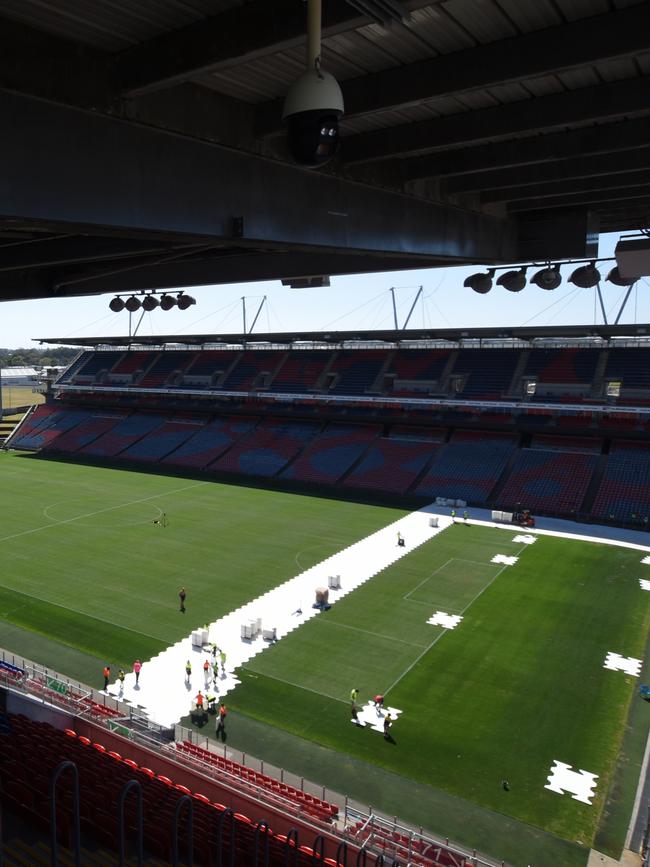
[
  {"left": 0, "top": 252, "right": 460, "bottom": 301},
  {"left": 510, "top": 189, "right": 650, "bottom": 212},
  {"left": 343, "top": 76, "right": 650, "bottom": 164},
  {"left": 482, "top": 169, "right": 650, "bottom": 205},
  {"left": 403, "top": 117, "right": 650, "bottom": 182},
  {"left": 0, "top": 91, "right": 516, "bottom": 269},
  {"left": 441, "top": 144, "right": 650, "bottom": 196},
  {"left": 0, "top": 236, "right": 183, "bottom": 272},
  {"left": 258, "top": 4, "right": 650, "bottom": 134}
]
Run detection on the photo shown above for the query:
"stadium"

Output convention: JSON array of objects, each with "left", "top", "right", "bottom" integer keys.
[
  {"left": 1, "top": 321, "right": 650, "bottom": 867},
  {"left": 3, "top": 1, "right": 650, "bottom": 865}
]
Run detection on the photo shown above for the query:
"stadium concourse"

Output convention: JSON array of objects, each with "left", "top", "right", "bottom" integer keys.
[{"left": 108, "top": 504, "right": 451, "bottom": 727}]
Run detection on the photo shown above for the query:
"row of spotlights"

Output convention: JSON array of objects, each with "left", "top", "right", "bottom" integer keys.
[
  {"left": 109, "top": 293, "right": 196, "bottom": 313},
  {"left": 464, "top": 263, "right": 636, "bottom": 294}
]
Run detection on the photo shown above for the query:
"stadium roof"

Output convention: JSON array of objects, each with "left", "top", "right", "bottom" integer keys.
[
  {"left": 2, "top": 2, "right": 649, "bottom": 302},
  {"left": 36, "top": 323, "right": 650, "bottom": 349}
]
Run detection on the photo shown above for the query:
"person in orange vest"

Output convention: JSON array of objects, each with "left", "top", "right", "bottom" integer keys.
[
  {"left": 195, "top": 690, "right": 204, "bottom": 710},
  {"left": 102, "top": 665, "right": 110, "bottom": 691},
  {"left": 203, "top": 659, "right": 210, "bottom": 682}
]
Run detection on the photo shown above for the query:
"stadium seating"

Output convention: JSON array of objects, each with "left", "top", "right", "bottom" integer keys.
[
  {"left": 176, "top": 741, "right": 338, "bottom": 822},
  {"left": 414, "top": 432, "right": 516, "bottom": 503},
  {"left": 65, "top": 350, "right": 123, "bottom": 381},
  {"left": 326, "top": 350, "right": 387, "bottom": 394},
  {"left": 119, "top": 418, "right": 206, "bottom": 462},
  {"left": 385, "top": 349, "right": 453, "bottom": 394},
  {"left": 78, "top": 413, "right": 166, "bottom": 457},
  {"left": 268, "top": 349, "right": 332, "bottom": 392},
  {"left": 42, "top": 412, "right": 125, "bottom": 453},
  {"left": 498, "top": 449, "right": 598, "bottom": 514},
  {"left": 210, "top": 418, "right": 321, "bottom": 477},
  {"left": 591, "top": 450, "right": 650, "bottom": 522},
  {"left": 450, "top": 349, "right": 520, "bottom": 399},
  {"left": 603, "top": 347, "right": 650, "bottom": 391},
  {"left": 222, "top": 351, "right": 284, "bottom": 390},
  {"left": 344, "top": 437, "right": 438, "bottom": 494},
  {"left": 523, "top": 348, "right": 601, "bottom": 390},
  {"left": 530, "top": 434, "right": 602, "bottom": 453},
  {"left": 9, "top": 406, "right": 95, "bottom": 450},
  {"left": 0, "top": 714, "right": 347, "bottom": 866},
  {"left": 281, "top": 423, "right": 380, "bottom": 484},
  {"left": 160, "top": 415, "right": 258, "bottom": 469},
  {"left": 138, "top": 351, "right": 195, "bottom": 388}
]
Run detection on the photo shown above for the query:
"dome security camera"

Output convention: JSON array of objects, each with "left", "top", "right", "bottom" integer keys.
[{"left": 282, "top": 68, "right": 344, "bottom": 167}]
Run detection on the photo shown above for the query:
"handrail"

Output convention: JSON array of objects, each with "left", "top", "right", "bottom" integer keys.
[
  {"left": 283, "top": 828, "right": 299, "bottom": 867},
  {"left": 49, "top": 761, "right": 81, "bottom": 867},
  {"left": 215, "top": 806, "right": 234, "bottom": 867},
  {"left": 310, "top": 834, "right": 325, "bottom": 864},
  {"left": 254, "top": 820, "right": 272, "bottom": 867},
  {"left": 172, "top": 794, "right": 193, "bottom": 867},
  {"left": 118, "top": 779, "right": 143, "bottom": 867},
  {"left": 335, "top": 840, "right": 348, "bottom": 865}
]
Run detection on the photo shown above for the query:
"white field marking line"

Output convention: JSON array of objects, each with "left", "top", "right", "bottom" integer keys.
[
  {"left": 403, "top": 558, "right": 500, "bottom": 603},
  {"left": 0, "top": 481, "right": 208, "bottom": 545},
  {"left": 627, "top": 714, "right": 650, "bottom": 848},
  {"left": 313, "top": 618, "right": 426, "bottom": 649},
  {"left": 0, "top": 580, "right": 169, "bottom": 644},
  {"left": 42, "top": 500, "right": 164, "bottom": 526},
  {"left": 240, "top": 665, "right": 348, "bottom": 706},
  {"left": 473, "top": 517, "right": 650, "bottom": 555},
  {"left": 384, "top": 546, "right": 528, "bottom": 697}
]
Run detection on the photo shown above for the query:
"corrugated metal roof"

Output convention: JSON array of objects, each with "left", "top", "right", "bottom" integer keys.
[
  {"left": 0, "top": 0, "right": 241, "bottom": 51},
  {"left": 488, "top": 0, "right": 563, "bottom": 32},
  {"left": 441, "top": 0, "right": 518, "bottom": 43}
]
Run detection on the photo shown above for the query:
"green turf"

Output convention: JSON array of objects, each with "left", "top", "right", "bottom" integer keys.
[
  {"left": 240, "top": 525, "right": 650, "bottom": 848},
  {"left": 1, "top": 448, "right": 649, "bottom": 862}
]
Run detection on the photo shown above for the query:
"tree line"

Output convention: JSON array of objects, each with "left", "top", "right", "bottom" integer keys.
[{"left": 0, "top": 347, "right": 78, "bottom": 368}]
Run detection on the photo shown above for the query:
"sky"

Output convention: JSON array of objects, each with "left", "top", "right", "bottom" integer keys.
[{"left": 2, "top": 231, "right": 647, "bottom": 349}]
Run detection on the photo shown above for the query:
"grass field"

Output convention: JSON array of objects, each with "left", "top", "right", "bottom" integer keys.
[{"left": 1, "top": 448, "right": 649, "bottom": 866}]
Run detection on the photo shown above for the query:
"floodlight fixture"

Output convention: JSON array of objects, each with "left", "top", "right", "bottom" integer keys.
[
  {"left": 496, "top": 268, "right": 527, "bottom": 293},
  {"left": 606, "top": 266, "right": 638, "bottom": 287},
  {"left": 124, "top": 295, "right": 141, "bottom": 312},
  {"left": 142, "top": 295, "right": 159, "bottom": 311},
  {"left": 531, "top": 264, "right": 562, "bottom": 291},
  {"left": 160, "top": 294, "right": 177, "bottom": 311},
  {"left": 568, "top": 262, "right": 601, "bottom": 289},
  {"left": 109, "top": 296, "right": 125, "bottom": 312},
  {"left": 463, "top": 269, "right": 495, "bottom": 294},
  {"left": 176, "top": 293, "right": 196, "bottom": 310}
]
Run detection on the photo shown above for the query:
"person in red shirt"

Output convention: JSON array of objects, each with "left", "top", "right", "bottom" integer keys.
[
  {"left": 102, "top": 665, "right": 110, "bottom": 691},
  {"left": 216, "top": 703, "right": 227, "bottom": 741},
  {"left": 133, "top": 659, "right": 142, "bottom": 686}
]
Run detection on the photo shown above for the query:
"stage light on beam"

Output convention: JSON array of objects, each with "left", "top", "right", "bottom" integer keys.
[
  {"left": 124, "top": 295, "right": 141, "bottom": 312},
  {"left": 160, "top": 294, "right": 176, "bottom": 311},
  {"left": 497, "top": 268, "right": 527, "bottom": 293},
  {"left": 463, "top": 269, "right": 494, "bottom": 294},
  {"left": 606, "top": 266, "right": 638, "bottom": 287},
  {"left": 109, "top": 296, "right": 125, "bottom": 312},
  {"left": 531, "top": 264, "right": 561, "bottom": 291},
  {"left": 176, "top": 293, "right": 196, "bottom": 310},
  {"left": 142, "top": 294, "right": 159, "bottom": 311},
  {"left": 568, "top": 262, "right": 601, "bottom": 288}
]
